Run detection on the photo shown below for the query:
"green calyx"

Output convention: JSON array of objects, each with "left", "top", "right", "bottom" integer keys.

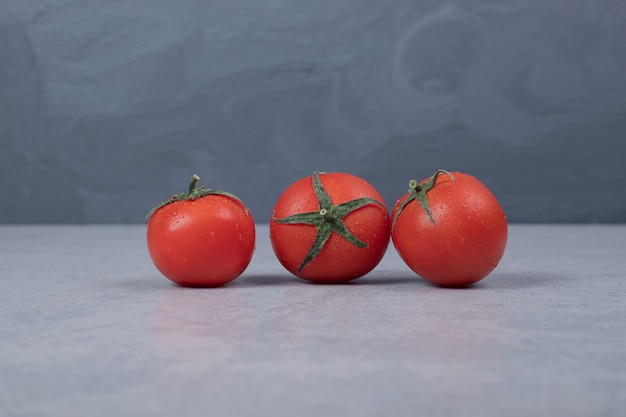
[
  {"left": 273, "top": 171, "right": 385, "bottom": 274},
  {"left": 391, "top": 169, "right": 455, "bottom": 232},
  {"left": 144, "top": 174, "right": 248, "bottom": 224}
]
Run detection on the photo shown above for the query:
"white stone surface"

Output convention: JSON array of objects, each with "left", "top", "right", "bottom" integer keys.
[{"left": 1, "top": 224, "right": 625, "bottom": 416}]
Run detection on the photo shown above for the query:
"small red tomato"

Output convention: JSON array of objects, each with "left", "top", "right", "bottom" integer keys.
[
  {"left": 391, "top": 170, "right": 507, "bottom": 287},
  {"left": 270, "top": 172, "right": 390, "bottom": 283},
  {"left": 145, "top": 175, "right": 255, "bottom": 287}
]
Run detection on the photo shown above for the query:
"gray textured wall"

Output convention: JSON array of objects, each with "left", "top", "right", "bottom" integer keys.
[{"left": 1, "top": 0, "right": 625, "bottom": 223}]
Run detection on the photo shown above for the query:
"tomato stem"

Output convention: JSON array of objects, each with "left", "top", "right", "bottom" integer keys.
[
  {"left": 188, "top": 174, "right": 200, "bottom": 196},
  {"left": 145, "top": 174, "right": 251, "bottom": 224},
  {"left": 392, "top": 169, "right": 454, "bottom": 231},
  {"left": 408, "top": 179, "right": 421, "bottom": 192},
  {"left": 273, "top": 171, "right": 385, "bottom": 274},
  {"left": 319, "top": 208, "right": 336, "bottom": 223}
]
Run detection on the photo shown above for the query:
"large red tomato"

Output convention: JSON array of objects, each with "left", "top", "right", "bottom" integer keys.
[
  {"left": 391, "top": 170, "right": 507, "bottom": 287},
  {"left": 146, "top": 175, "right": 255, "bottom": 287},
  {"left": 270, "top": 172, "right": 390, "bottom": 283}
]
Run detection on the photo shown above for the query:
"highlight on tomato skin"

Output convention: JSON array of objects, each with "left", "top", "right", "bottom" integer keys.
[
  {"left": 391, "top": 170, "right": 508, "bottom": 288},
  {"left": 145, "top": 175, "right": 256, "bottom": 287},
  {"left": 269, "top": 171, "right": 391, "bottom": 283}
]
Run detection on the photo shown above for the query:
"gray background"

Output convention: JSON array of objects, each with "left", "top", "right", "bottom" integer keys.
[{"left": 1, "top": 0, "right": 625, "bottom": 224}]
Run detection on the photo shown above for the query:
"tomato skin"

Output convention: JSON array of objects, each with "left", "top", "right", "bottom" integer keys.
[
  {"left": 270, "top": 173, "right": 390, "bottom": 283},
  {"left": 146, "top": 194, "right": 255, "bottom": 287},
  {"left": 391, "top": 172, "right": 507, "bottom": 287}
]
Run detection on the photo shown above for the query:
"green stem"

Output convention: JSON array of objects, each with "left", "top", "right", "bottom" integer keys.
[
  {"left": 320, "top": 208, "right": 335, "bottom": 223},
  {"left": 392, "top": 169, "right": 455, "bottom": 231},
  {"left": 188, "top": 174, "right": 200, "bottom": 196},
  {"left": 408, "top": 179, "right": 421, "bottom": 193},
  {"left": 273, "top": 172, "right": 386, "bottom": 274},
  {"left": 145, "top": 174, "right": 250, "bottom": 224}
]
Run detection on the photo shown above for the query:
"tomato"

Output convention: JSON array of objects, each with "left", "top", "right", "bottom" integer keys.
[
  {"left": 391, "top": 170, "right": 507, "bottom": 287},
  {"left": 270, "top": 172, "right": 390, "bottom": 283},
  {"left": 145, "top": 175, "right": 255, "bottom": 287}
]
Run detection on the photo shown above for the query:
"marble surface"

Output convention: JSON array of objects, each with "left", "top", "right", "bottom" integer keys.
[{"left": 1, "top": 224, "right": 625, "bottom": 416}]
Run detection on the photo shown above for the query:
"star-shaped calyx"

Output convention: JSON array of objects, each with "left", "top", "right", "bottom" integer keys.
[
  {"left": 272, "top": 172, "right": 386, "bottom": 274},
  {"left": 391, "top": 169, "right": 455, "bottom": 231},
  {"left": 145, "top": 174, "right": 248, "bottom": 224}
]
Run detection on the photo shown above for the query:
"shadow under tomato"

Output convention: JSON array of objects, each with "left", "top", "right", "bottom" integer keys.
[
  {"left": 242, "top": 274, "right": 433, "bottom": 287},
  {"left": 355, "top": 275, "right": 427, "bottom": 286},
  {"left": 472, "top": 271, "right": 568, "bottom": 290},
  {"left": 234, "top": 274, "right": 301, "bottom": 287},
  {"left": 235, "top": 274, "right": 415, "bottom": 287}
]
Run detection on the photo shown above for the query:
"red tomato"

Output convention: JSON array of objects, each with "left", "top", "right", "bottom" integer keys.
[
  {"left": 270, "top": 172, "right": 390, "bottom": 283},
  {"left": 146, "top": 175, "right": 255, "bottom": 287},
  {"left": 391, "top": 170, "right": 507, "bottom": 287}
]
